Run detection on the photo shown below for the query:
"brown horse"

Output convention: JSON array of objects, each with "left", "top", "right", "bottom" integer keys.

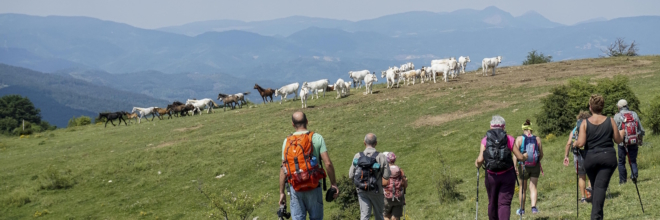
[
  {"left": 254, "top": 84, "right": 274, "bottom": 104},
  {"left": 168, "top": 102, "right": 194, "bottom": 117},
  {"left": 154, "top": 107, "right": 171, "bottom": 119},
  {"left": 123, "top": 112, "right": 139, "bottom": 124},
  {"left": 217, "top": 93, "right": 241, "bottom": 111}
]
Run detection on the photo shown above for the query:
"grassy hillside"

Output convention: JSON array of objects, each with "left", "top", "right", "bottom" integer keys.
[{"left": 1, "top": 56, "right": 659, "bottom": 219}]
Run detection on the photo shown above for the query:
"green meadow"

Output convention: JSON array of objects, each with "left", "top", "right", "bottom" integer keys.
[{"left": 2, "top": 56, "right": 660, "bottom": 219}]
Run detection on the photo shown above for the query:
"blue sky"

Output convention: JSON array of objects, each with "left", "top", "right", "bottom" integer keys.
[{"left": 2, "top": 0, "right": 659, "bottom": 29}]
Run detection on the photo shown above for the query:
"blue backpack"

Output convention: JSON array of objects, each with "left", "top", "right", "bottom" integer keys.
[{"left": 520, "top": 134, "right": 539, "bottom": 167}]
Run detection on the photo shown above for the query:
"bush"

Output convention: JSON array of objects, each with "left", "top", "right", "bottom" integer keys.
[
  {"left": 536, "top": 75, "right": 640, "bottom": 136},
  {"left": 40, "top": 166, "right": 75, "bottom": 190},
  {"left": 331, "top": 176, "right": 361, "bottom": 220},
  {"left": 647, "top": 95, "right": 660, "bottom": 135},
  {"left": 522, "top": 50, "right": 553, "bottom": 65},
  {"left": 436, "top": 166, "right": 464, "bottom": 203},
  {"left": 0, "top": 117, "right": 18, "bottom": 134},
  {"left": 4, "top": 187, "right": 32, "bottom": 207},
  {"left": 198, "top": 184, "right": 269, "bottom": 220},
  {"left": 67, "top": 116, "right": 92, "bottom": 127}
]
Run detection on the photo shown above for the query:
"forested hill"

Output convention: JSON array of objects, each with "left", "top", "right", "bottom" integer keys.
[{"left": 0, "top": 64, "right": 167, "bottom": 127}]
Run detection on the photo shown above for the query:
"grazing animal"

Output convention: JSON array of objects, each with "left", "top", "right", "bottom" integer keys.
[
  {"left": 301, "top": 79, "right": 328, "bottom": 99},
  {"left": 363, "top": 73, "right": 378, "bottom": 95},
  {"left": 253, "top": 84, "right": 275, "bottom": 104},
  {"left": 427, "top": 64, "right": 452, "bottom": 83},
  {"left": 274, "top": 83, "right": 300, "bottom": 104},
  {"left": 343, "top": 81, "right": 352, "bottom": 96},
  {"left": 300, "top": 86, "right": 310, "bottom": 108},
  {"left": 153, "top": 107, "right": 171, "bottom": 120},
  {"left": 333, "top": 78, "right": 347, "bottom": 99},
  {"left": 401, "top": 70, "right": 417, "bottom": 86},
  {"left": 233, "top": 92, "right": 251, "bottom": 106},
  {"left": 167, "top": 103, "right": 187, "bottom": 117},
  {"left": 458, "top": 56, "right": 471, "bottom": 74},
  {"left": 482, "top": 56, "right": 502, "bottom": 76},
  {"left": 131, "top": 107, "right": 157, "bottom": 123},
  {"left": 98, "top": 112, "right": 127, "bottom": 128},
  {"left": 431, "top": 57, "right": 456, "bottom": 66},
  {"left": 420, "top": 67, "right": 428, "bottom": 83},
  {"left": 400, "top": 62, "right": 415, "bottom": 72},
  {"left": 348, "top": 70, "right": 370, "bottom": 88},
  {"left": 187, "top": 98, "right": 219, "bottom": 115},
  {"left": 217, "top": 93, "right": 240, "bottom": 111},
  {"left": 381, "top": 68, "right": 400, "bottom": 88},
  {"left": 123, "top": 112, "right": 139, "bottom": 124}
]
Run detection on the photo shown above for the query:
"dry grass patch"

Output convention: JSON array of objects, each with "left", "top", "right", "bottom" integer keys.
[
  {"left": 412, "top": 100, "right": 515, "bottom": 127},
  {"left": 173, "top": 124, "right": 203, "bottom": 132}
]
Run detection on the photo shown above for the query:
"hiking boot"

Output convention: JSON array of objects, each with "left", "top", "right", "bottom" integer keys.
[
  {"left": 516, "top": 209, "right": 525, "bottom": 215},
  {"left": 631, "top": 173, "right": 638, "bottom": 183},
  {"left": 531, "top": 207, "right": 539, "bottom": 214},
  {"left": 580, "top": 197, "right": 587, "bottom": 203},
  {"left": 619, "top": 180, "right": 627, "bottom": 185}
]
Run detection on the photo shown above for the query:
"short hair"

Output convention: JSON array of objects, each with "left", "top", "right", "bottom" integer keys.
[
  {"left": 364, "top": 133, "right": 377, "bottom": 146},
  {"left": 576, "top": 110, "right": 591, "bottom": 120},
  {"left": 292, "top": 113, "right": 308, "bottom": 128},
  {"left": 589, "top": 94, "right": 604, "bottom": 114},
  {"left": 490, "top": 115, "right": 505, "bottom": 128}
]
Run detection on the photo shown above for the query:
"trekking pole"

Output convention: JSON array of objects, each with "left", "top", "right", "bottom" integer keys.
[
  {"left": 625, "top": 146, "right": 645, "bottom": 213},
  {"left": 574, "top": 147, "right": 580, "bottom": 219},
  {"left": 519, "top": 165, "right": 525, "bottom": 220},
  {"left": 476, "top": 168, "right": 479, "bottom": 220}
]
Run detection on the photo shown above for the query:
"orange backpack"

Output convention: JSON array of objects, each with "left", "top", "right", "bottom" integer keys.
[{"left": 283, "top": 132, "right": 326, "bottom": 192}]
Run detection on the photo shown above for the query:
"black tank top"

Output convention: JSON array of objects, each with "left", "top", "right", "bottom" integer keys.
[{"left": 585, "top": 117, "right": 616, "bottom": 154}]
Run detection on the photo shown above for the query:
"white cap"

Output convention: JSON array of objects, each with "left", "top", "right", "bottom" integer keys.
[{"left": 617, "top": 99, "right": 628, "bottom": 108}]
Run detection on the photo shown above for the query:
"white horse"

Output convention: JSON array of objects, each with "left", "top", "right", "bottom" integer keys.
[
  {"left": 233, "top": 92, "right": 251, "bottom": 105},
  {"left": 186, "top": 98, "right": 219, "bottom": 115},
  {"left": 458, "top": 56, "right": 470, "bottom": 74},
  {"left": 275, "top": 83, "right": 300, "bottom": 104},
  {"left": 348, "top": 70, "right": 370, "bottom": 89},
  {"left": 131, "top": 107, "right": 157, "bottom": 123},
  {"left": 482, "top": 56, "right": 502, "bottom": 76},
  {"left": 363, "top": 73, "right": 378, "bottom": 94}
]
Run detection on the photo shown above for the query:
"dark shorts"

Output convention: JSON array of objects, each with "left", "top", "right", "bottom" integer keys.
[
  {"left": 519, "top": 165, "right": 541, "bottom": 179},
  {"left": 574, "top": 154, "right": 586, "bottom": 175},
  {"left": 384, "top": 197, "right": 404, "bottom": 217}
]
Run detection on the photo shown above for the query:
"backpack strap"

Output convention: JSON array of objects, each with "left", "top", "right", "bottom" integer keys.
[{"left": 371, "top": 152, "right": 379, "bottom": 159}]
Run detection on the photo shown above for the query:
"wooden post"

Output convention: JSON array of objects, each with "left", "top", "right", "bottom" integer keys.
[{"left": 23, "top": 119, "right": 25, "bottom": 131}]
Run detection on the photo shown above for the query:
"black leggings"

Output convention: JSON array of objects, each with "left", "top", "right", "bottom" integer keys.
[{"left": 584, "top": 150, "right": 617, "bottom": 220}]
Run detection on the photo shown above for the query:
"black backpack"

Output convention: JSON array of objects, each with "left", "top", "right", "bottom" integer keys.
[
  {"left": 353, "top": 152, "right": 380, "bottom": 192},
  {"left": 483, "top": 129, "right": 513, "bottom": 172}
]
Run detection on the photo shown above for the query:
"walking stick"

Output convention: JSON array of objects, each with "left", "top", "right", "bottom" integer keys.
[
  {"left": 625, "top": 146, "right": 645, "bottom": 213},
  {"left": 519, "top": 165, "right": 526, "bottom": 220},
  {"left": 476, "top": 168, "right": 479, "bottom": 220},
  {"left": 574, "top": 148, "right": 580, "bottom": 219}
]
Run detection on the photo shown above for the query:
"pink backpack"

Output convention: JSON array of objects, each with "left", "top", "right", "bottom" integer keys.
[{"left": 384, "top": 165, "right": 405, "bottom": 200}]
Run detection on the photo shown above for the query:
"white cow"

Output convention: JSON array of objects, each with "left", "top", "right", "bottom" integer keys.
[
  {"left": 343, "top": 81, "right": 352, "bottom": 95},
  {"left": 274, "top": 83, "right": 299, "bottom": 104},
  {"left": 363, "top": 73, "right": 378, "bottom": 95},
  {"left": 348, "top": 70, "right": 370, "bottom": 89},
  {"left": 300, "top": 86, "right": 309, "bottom": 108},
  {"left": 381, "top": 68, "right": 400, "bottom": 88},
  {"left": 401, "top": 70, "right": 417, "bottom": 86},
  {"left": 400, "top": 62, "right": 415, "bottom": 72},
  {"left": 333, "top": 78, "right": 346, "bottom": 99},
  {"left": 301, "top": 79, "right": 328, "bottom": 99},
  {"left": 458, "top": 56, "right": 470, "bottom": 74},
  {"left": 482, "top": 56, "right": 502, "bottom": 76},
  {"left": 431, "top": 57, "right": 456, "bottom": 66},
  {"left": 427, "top": 64, "right": 452, "bottom": 83}
]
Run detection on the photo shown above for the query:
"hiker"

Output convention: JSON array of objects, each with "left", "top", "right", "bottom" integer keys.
[
  {"left": 349, "top": 133, "right": 391, "bottom": 220},
  {"left": 279, "top": 111, "right": 339, "bottom": 220},
  {"left": 613, "top": 99, "right": 645, "bottom": 184},
  {"left": 474, "top": 115, "right": 527, "bottom": 220},
  {"left": 382, "top": 152, "right": 408, "bottom": 220},
  {"left": 514, "top": 119, "right": 544, "bottom": 215},
  {"left": 564, "top": 111, "right": 593, "bottom": 203},
  {"left": 573, "top": 94, "right": 623, "bottom": 220}
]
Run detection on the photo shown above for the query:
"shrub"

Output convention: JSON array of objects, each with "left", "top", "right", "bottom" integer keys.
[
  {"left": 647, "top": 95, "right": 660, "bottom": 135},
  {"left": 331, "top": 176, "right": 361, "bottom": 220},
  {"left": 536, "top": 75, "right": 640, "bottom": 136},
  {"left": 198, "top": 183, "right": 269, "bottom": 220},
  {"left": 67, "top": 116, "right": 92, "bottom": 127},
  {"left": 4, "top": 187, "right": 32, "bottom": 207},
  {"left": 436, "top": 166, "right": 464, "bottom": 203},
  {"left": 522, "top": 50, "right": 553, "bottom": 65},
  {"left": 0, "top": 117, "right": 18, "bottom": 134},
  {"left": 40, "top": 166, "right": 75, "bottom": 190}
]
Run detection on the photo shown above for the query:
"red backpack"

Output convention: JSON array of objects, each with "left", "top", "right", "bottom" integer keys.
[
  {"left": 384, "top": 165, "right": 405, "bottom": 200},
  {"left": 283, "top": 132, "right": 326, "bottom": 192},
  {"left": 621, "top": 113, "right": 639, "bottom": 145}
]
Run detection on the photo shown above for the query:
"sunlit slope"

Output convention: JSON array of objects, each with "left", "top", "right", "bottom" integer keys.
[{"left": 2, "top": 56, "right": 660, "bottom": 219}]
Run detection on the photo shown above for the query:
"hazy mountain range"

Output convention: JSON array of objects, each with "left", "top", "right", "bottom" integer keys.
[{"left": 1, "top": 6, "right": 659, "bottom": 126}]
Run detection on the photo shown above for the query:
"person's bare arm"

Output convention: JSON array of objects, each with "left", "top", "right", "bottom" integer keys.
[
  {"left": 279, "top": 162, "right": 287, "bottom": 205},
  {"left": 611, "top": 118, "right": 624, "bottom": 144},
  {"left": 321, "top": 151, "right": 339, "bottom": 198},
  {"left": 512, "top": 138, "right": 527, "bottom": 161},
  {"left": 475, "top": 144, "right": 486, "bottom": 168},
  {"left": 574, "top": 122, "right": 587, "bottom": 148},
  {"left": 565, "top": 131, "right": 574, "bottom": 158},
  {"left": 537, "top": 136, "right": 544, "bottom": 161}
]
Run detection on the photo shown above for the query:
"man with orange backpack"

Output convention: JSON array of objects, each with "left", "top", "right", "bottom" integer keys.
[
  {"left": 614, "top": 99, "right": 645, "bottom": 185},
  {"left": 279, "top": 111, "right": 339, "bottom": 220},
  {"left": 382, "top": 152, "right": 408, "bottom": 220}
]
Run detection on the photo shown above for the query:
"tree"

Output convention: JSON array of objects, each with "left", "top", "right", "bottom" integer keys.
[
  {"left": 522, "top": 50, "right": 553, "bottom": 65},
  {"left": 0, "top": 95, "right": 41, "bottom": 124},
  {"left": 602, "top": 38, "right": 638, "bottom": 57}
]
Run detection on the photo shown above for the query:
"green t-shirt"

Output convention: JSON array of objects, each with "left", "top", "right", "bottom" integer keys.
[{"left": 281, "top": 131, "right": 327, "bottom": 160}]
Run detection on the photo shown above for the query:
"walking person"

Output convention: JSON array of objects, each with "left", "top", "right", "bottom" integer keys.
[
  {"left": 475, "top": 115, "right": 527, "bottom": 220},
  {"left": 349, "top": 133, "right": 391, "bottom": 220},
  {"left": 279, "top": 111, "right": 339, "bottom": 220},
  {"left": 613, "top": 99, "right": 645, "bottom": 184},
  {"left": 514, "top": 119, "right": 544, "bottom": 215},
  {"left": 564, "top": 111, "right": 593, "bottom": 203},
  {"left": 573, "top": 94, "right": 624, "bottom": 220},
  {"left": 382, "top": 152, "right": 408, "bottom": 220}
]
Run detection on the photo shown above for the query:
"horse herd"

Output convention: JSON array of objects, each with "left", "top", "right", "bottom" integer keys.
[{"left": 97, "top": 55, "right": 502, "bottom": 126}]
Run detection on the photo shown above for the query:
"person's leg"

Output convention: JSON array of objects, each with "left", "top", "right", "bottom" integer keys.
[
  {"left": 358, "top": 192, "right": 373, "bottom": 220},
  {"left": 485, "top": 173, "right": 498, "bottom": 220},
  {"left": 498, "top": 170, "right": 516, "bottom": 220},
  {"left": 383, "top": 200, "right": 393, "bottom": 220},
  {"left": 289, "top": 187, "right": 308, "bottom": 220},
  {"left": 529, "top": 177, "right": 539, "bottom": 207},
  {"left": 369, "top": 192, "right": 385, "bottom": 220},
  {"left": 390, "top": 204, "right": 403, "bottom": 220},
  {"left": 628, "top": 145, "right": 639, "bottom": 179},
  {"left": 586, "top": 152, "right": 617, "bottom": 220},
  {"left": 578, "top": 174, "right": 587, "bottom": 198},
  {"left": 617, "top": 145, "right": 628, "bottom": 183},
  {"left": 306, "top": 187, "right": 324, "bottom": 220}
]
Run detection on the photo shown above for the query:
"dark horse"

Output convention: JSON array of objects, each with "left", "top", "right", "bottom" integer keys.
[
  {"left": 168, "top": 101, "right": 194, "bottom": 117},
  {"left": 99, "top": 112, "right": 127, "bottom": 128},
  {"left": 253, "top": 84, "right": 275, "bottom": 104},
  {"left": 217, "top": 93, "right": 240, "bottom": 111}
]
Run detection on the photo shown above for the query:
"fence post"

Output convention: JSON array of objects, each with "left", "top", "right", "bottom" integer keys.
[{"left": 23, "top": 119, "right": 25, "bottom": 131}]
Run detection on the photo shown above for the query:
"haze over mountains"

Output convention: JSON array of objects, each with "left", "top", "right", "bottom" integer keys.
[{"left": 1, "top": 6, "right": 659, "bottom": 126}]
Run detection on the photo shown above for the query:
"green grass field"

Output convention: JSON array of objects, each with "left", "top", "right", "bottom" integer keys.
[{"left": 2, "top": 56, "right": 660, "bottom": 219}]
